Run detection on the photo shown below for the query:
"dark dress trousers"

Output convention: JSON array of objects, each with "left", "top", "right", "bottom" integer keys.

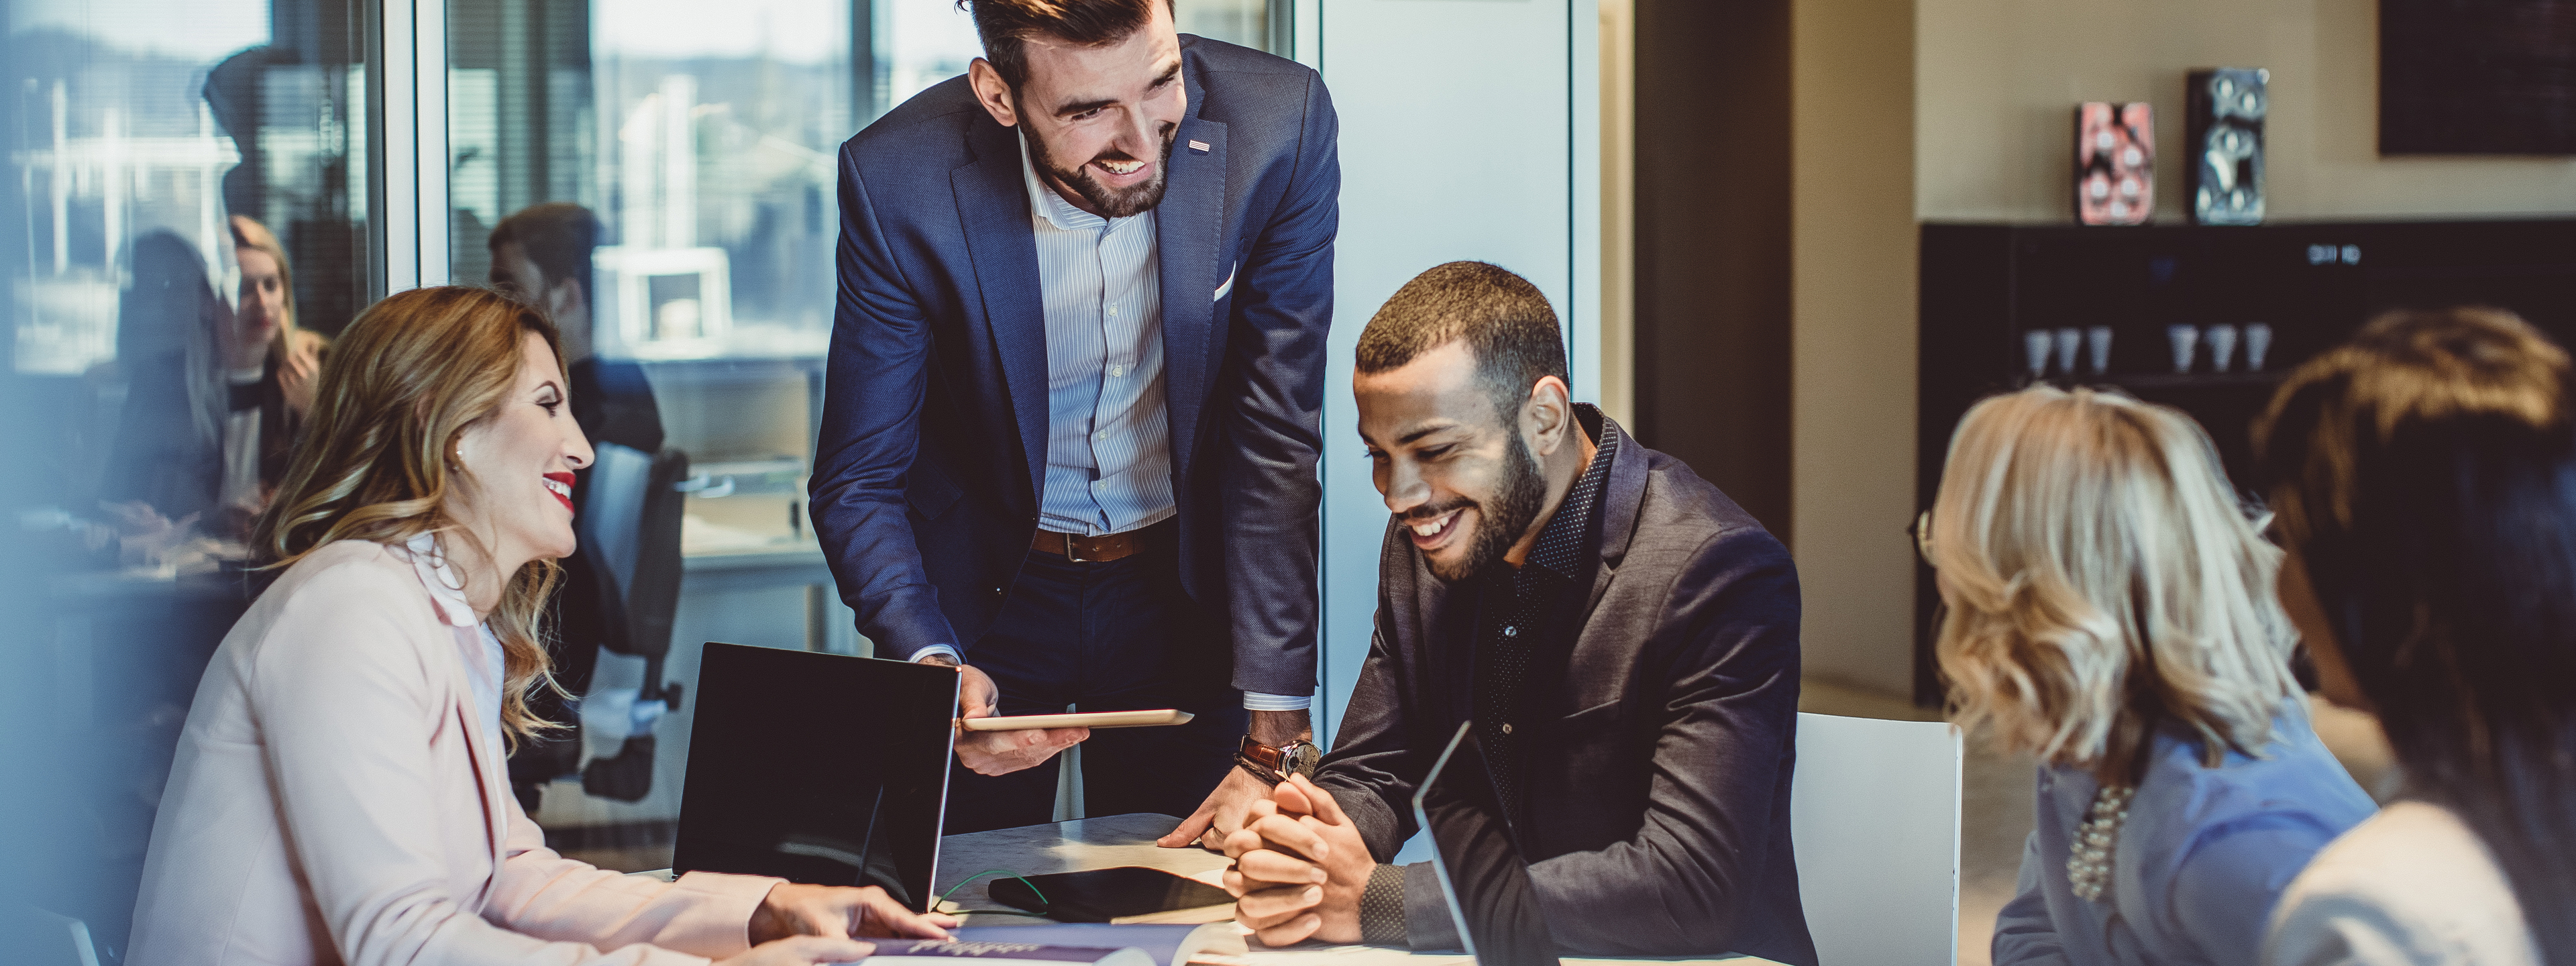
[
  {"left": 1316, "top": 414, "right": 1819, "bottom": 965},
  {"left": 810, "top": 37, "right": 1336, "bottom": 700}
]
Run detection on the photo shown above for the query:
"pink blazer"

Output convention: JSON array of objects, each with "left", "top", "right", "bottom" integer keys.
[{"left": 128, "top": 539, "right": 782, "bottom": 965}]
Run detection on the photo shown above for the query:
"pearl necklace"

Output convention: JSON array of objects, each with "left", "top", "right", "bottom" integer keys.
[{"left": 2067, "top": 784, "right": 2135, "bottom": 902}]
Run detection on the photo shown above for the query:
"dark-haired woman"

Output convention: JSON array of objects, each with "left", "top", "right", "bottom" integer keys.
[
  {"left": 127, "top": 287, "right": 953, "bottom": 966},
  {"left": 2257, "top": 307, "right": 2573, "bottom": 965}
]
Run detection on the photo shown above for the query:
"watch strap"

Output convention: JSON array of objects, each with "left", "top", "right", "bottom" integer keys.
[{"left": 1236, "top": 751, "right": 1285, "bottom": 786}]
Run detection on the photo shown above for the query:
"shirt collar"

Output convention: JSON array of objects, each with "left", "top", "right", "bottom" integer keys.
[
  {"left": 1019, "top": 130, "right": 1113, "bottom": 232},
  {"left": 400, "top": 531, "right": 480, "bottom": 627},
  {"left": 1525, "top": 404, "right": 1619, "bottom": 582}
]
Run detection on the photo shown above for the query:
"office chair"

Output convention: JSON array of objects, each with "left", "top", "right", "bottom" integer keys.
[
  {"left": 577, "top": 443, "right": 690, "bottom": 802},
  {"left": 1791, "top": 712, "right": 1964, "bottom": 966},
  {"left": 11, "top": 906, "right": 104, "bottom": 966}
]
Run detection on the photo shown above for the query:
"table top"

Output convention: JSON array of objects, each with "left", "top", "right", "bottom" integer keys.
[
  {"left": 933, "top": 812, "right": 1232, "bottom": 904},
  {"left": 929, "top": 814, "right": 1774, "bottom": 966}
]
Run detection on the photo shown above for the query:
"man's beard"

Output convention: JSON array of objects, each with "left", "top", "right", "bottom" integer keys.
[
  {"left": 1026, "top": 120, "right": 1178, "bottom": 219},
  {"left": 1417, "top": 430, "right": 1549, "bottom": 584}
]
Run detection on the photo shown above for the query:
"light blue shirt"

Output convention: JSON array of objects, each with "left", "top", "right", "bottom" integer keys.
[
  {"left": 1018, "top": 133, "right": 1179, "bottom": 539},
  {"left": 909, "top": 133, "right": 1307, "bottom": 713},
  {"left": 1992, "top": 703, "right": 2377, "bottom": 966}
]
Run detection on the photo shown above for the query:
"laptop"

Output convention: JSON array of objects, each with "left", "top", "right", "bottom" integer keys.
[
  {"left": 1411, "top": 722, "right": 1564, "bottom": 966},
  {"left": 675, "top": 642, "right": 959, "bottom": 912}
]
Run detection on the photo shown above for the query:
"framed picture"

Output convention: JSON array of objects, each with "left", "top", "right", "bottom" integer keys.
[
  {"left": 2075, "top": 102, "right": 2153, "bottom": 225},
  {"left": 2188, "top": 68, "right": 2267, "bottom": 226}
]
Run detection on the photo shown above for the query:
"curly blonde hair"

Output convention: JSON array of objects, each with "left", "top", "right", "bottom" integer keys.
[
  {"left": 1931, "top": 386, "right": 2296, "bottom": 782},
  {"left": 252, "top": 286, "right": 567, "bottom": 743}
]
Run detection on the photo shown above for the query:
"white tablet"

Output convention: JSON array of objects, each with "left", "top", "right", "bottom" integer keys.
[{"left": 957, "top": 709, "right": 1195, "bottom": 732}]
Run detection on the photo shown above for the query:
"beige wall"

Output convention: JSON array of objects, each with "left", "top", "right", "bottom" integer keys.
[
  {"left": 1917, "top": 0, "right": 2576, "bottom": 222},
  {"left": 1792, "top": 0, "right": 1918, "bottom": 695},
  {"left": 1599, "top": 0, "right": 1636, "bottom": 427}
]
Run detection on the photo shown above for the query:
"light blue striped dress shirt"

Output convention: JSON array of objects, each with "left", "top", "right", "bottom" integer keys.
[
  {"left": 911, "top": 133, "right": 1307, "bottom": 712},
  {"left": 1020, "top": 134, "right": 1179, "bottom": 538}
]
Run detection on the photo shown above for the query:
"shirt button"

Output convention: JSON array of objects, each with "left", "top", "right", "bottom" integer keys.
[
  {"left": 1095, "top": 431, "right": 1109, "bottom": 441},
  {"left": 1501, "top": 723, "right": 1514, "bottom": 735},
  {"left": 1503, "top": 626, "right": 1518, "bottom": 637},
  {"left": 1109, "top": 365, "right": 1126, "bottom": 378},
  {"left": 1108, "top": 307, "right": 1118, "bottom": 317},
  {"left": 1093, "top": 482, "right": 1106, "bottom": 490}
]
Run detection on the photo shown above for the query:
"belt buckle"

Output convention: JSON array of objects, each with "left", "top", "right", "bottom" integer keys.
[{"left": 1065, "top": 533, "right": 1092, "bottom": 564}]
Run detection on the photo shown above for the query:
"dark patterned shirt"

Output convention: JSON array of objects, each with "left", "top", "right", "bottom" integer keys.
[{"left": 1470, "top": 410, "right": 1618, "bottom": 826}]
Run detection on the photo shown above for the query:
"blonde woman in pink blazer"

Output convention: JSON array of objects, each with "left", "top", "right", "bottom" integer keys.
[{"left": 127, "top": 286, "right": 955, "bottom": 966}]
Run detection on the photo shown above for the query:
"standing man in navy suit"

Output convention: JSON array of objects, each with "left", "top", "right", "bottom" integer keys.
[{"left": 812, "top": 0, "right": 1337, "bottom": 838}]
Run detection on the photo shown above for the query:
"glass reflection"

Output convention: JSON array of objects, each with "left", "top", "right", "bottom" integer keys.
[
  {"left": 444, "top": 0, "right": 1288, "bottom": 876},
  {"left": 6, "top": 0, "right": 372, "bottom": 956}
]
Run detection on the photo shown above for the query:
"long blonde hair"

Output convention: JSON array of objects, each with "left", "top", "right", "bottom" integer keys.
[
  {"left": 252, "top": 286, "right": 566, "bottom": 741},
  {"left": 1931, "top": 386, "right": 2296, "bottom": 782}
]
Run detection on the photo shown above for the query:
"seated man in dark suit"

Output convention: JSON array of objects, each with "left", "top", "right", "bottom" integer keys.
[{"left": 1221, "top": 262, "right": 1817, "bottom": 965}]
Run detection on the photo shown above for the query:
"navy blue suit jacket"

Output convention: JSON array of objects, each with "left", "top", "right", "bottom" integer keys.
[{"left": 810, "top": 36, "right": 1336, "bottom": 696}]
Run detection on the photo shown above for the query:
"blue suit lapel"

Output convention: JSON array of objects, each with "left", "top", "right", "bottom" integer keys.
[
  {"left": 952, "top": 121, "right": 1050, "bottom": 507},
  {"left": 1156, "top": 117, "right": 1225, "bottom": 480}
]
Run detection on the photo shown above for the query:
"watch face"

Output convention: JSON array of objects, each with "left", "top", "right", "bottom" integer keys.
[{"left": 1282, "top": 741, "right": 1320, "bottom": 776}]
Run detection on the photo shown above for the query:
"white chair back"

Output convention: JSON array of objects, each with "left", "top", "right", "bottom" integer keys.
[
  {"left": 11, "top": 906, "right": 103, "bottom": 966},
  {"left": 1791, "top": 712, "right": 1963, "bottom": 966}
]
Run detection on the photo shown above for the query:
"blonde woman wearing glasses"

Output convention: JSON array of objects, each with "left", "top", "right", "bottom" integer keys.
[{"left": 1926, "top": 385, "right": 2374, "bottom": 966}]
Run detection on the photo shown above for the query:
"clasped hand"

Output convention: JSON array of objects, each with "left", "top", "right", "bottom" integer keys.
[
  {"left": 719, "top": 881, "right": 957, "bottom": 966},
  {"left": 1220, "top": 775, "right": 1375, "bottom": 946}
]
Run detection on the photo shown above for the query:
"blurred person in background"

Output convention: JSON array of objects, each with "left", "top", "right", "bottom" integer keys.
[
  {"left": 220, "top": 215, "right": 325, "bottom": 533},
  {"left": 1925, "top": 386, "right": 2373, "bottom": 966},
  {"left": 2258, "top": 308, "right": 2576, "bottom": 966},
  {"left": 95, "top": 218, "right": 322, "bottom": 555},
  {"left": 488, "top": 201, "right": 670, "bottom": 814},
  {"left": 126, "top": 286, "right": 948, "bottom": 966},
  {"left": 98, "top": 231, "right": 231, "bottom": 543}
]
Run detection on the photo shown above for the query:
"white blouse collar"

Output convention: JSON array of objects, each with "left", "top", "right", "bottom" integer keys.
[{"left": 401, "top": 531, "right": 480, "bottom": 627}]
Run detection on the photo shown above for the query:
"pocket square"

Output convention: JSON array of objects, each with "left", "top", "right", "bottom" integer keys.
[{"left": 1214, "top": 262, "right": 1237, "bottom": 301}]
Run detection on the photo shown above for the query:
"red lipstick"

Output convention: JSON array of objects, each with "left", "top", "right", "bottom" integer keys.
[{"left": 543, "top": 472, "right": 577, "bottom": 515}]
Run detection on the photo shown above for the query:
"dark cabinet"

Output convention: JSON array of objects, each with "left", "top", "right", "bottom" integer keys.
[{"left": 1911, "top": 219, "right": 2576, "bottom": 702}]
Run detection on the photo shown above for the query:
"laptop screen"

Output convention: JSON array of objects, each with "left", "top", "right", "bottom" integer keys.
[
  {"left": 1411, "top": 722, "right": 1563, "bottom": 966},
  {"left": 676, "top": 643, "right": 959, "bottom": 912}
]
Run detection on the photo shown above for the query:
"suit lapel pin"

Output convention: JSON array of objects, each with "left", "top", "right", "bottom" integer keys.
[{"left": 1187, "top": 140, "right": 1211, "bottom": 154}]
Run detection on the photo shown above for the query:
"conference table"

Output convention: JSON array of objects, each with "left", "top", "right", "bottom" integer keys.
[{"left": 926, "top": 813, "right": 1778, "bottom": 966}]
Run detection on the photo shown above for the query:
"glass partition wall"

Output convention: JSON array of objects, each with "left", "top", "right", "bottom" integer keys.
[
  {"left": 444, "top": 0, "right": 1286, "bottom": 869},
  {"left": 5, "top": 0, "right": 376, "bottom": 953},
  {"left": 3, "top": 2, "right": 1285, "bottom": 940}
]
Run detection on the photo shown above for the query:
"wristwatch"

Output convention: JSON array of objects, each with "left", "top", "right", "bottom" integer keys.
[{"left": 1236, "top": 735, "right": 1320, "bottom": 786}]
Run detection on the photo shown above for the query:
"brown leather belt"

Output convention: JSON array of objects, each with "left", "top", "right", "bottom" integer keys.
[{"left": 1032, "top": 528, "right": 1144, "bottom": 563}]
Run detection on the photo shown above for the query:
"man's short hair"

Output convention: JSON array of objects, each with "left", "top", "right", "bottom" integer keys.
[
  {"left": 488, "top": 203, "right": 600, "bottom": 305},
  {"left": 959, "top": 0, "right": 1169, "bottom": 91},
  {"left": 1354, "top": 262, "right": 1570, "bottom": 426}
]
